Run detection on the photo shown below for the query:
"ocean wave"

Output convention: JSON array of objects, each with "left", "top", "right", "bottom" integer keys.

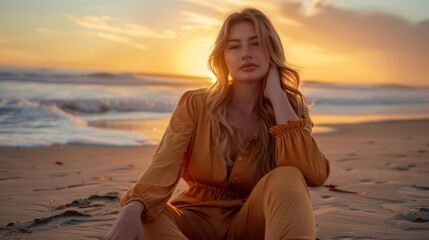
[
  {"left": 43, "top": 99, "right": 175, "bottom": 114},
  {"left": 310, "top": 97, "right": 429, "bottom": 106},
  {"left": 1, "top": 98, "right": 175, "bottom": 115},
  {"left": 0, "top": 98, "right": 145, "bottom": 147},
  {"left": 1, "top": 94, "right": 427, "bottom": 119},
  {"left": 0, "top": 67, "right": 209, "bottom": 87}
]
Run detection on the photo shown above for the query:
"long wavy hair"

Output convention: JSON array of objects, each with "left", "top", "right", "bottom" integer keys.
[{"left": 207, "top": 7, "right": 314, "bottom": 183}]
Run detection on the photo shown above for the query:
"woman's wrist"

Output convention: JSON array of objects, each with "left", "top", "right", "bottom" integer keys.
[{"left": 126, "top": 200, "right": 145, "bottom": 214}]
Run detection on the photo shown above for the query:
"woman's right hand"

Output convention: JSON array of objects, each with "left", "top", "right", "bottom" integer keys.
[{"left": 103, "top": 201, "right": 145, "bottom": 240}]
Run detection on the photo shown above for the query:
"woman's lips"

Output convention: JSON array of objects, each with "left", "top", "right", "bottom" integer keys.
[{"left": 240, "top": 65, "right": 257, "bottom": 71}]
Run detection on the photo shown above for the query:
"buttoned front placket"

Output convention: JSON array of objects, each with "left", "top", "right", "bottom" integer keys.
[{"left": 227, "top": 134, "right": 257, "bottom": 185}]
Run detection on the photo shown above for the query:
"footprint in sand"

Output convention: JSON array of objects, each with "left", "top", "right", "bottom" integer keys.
[
  {"left": 33, "top": 188, "right": 51, "bottom": 192},
  {"left": 67, "top": 182, "right": 99, "bottom": 189},
  {"left": 394, "top": 154, "right": 409, "bottom": 158},
  {"left": 108, "top": 164, "right": 135, "bottom": 172},
  {"left": 49, "top": 174, "right": 67, "bottom": 178},
  {"left": 348, "top": 151, "right": 357, "bottom": 156},
  {"left": 55, "top": 192, "right": 119, "bottom": 210},
  {"left": 0, "top": 192, "right": 120, "bottom": 238},
  {"left": 32, "top": 182, "right": 99, "bottom": 192},
  {"left": 0, "top": 176, "right": 22, "bottom": 181},
  {"left": 360, "top": 179, "right": 372, "bottom": 183},
  {"left": 393, "top": 206, "right": 429, "bottom": 223},
  {"left": 0, "top": 210, "right": 93, "bottom": 235},
  {"left": 385, "top": 162, "right": 415, "bottom": 171},
  {"left": 338, "top": 157, "right": 361, "bottom": 162},
  {"left": 412, "top": 185, "right": 429, "bottom": 191}
]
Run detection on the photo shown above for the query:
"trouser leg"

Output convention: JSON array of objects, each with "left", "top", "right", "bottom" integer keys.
[
  {"left": 226, "top": 166, "right": 316, "bottom": 240},
  {"left": 143, "top": 203, "right": 217, "bottom": 240}
]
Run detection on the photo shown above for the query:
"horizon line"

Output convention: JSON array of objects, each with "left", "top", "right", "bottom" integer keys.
[{"left": 1, "top": 64, "right": 428, "bottom": 89}]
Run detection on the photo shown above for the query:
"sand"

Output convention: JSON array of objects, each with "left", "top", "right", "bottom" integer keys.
[{"left": 0, "top": 119, "right": 428, "bottom": 239}]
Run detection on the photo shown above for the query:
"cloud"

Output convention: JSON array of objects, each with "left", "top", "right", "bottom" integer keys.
[
  {"left": 279, "top": 2, "right": 429, "bottom": 81},
  {"left": 181, "top": 11, "right": 222, "bottom": 31},
  {"left": 88, "top": 31, "right": 147, "bottom": 50},
  {"left": 277, "top": 16, "right": 302, "bottom": 27},
  {"left": 183, "top": 0, "right": 428, "bottom": 84},
  {"left": 183, "top": 0, "right": 241, "bottom": 14},
  {"left": 35, "top": 28, "right": 61, "bottom": 35},
  {"left": 299, "top": 0, "right": 332, "bottom": 17},
  {"left": 181, "top": 0, "right": 283, "bottom": 32},
  {"left": 65, "top": 14, "right": 175, "bottom": 39},
  {"left": 65, "top": 14, "right": 175, "bottom": 50}
]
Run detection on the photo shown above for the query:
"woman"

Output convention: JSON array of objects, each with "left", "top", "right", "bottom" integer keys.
[{"left": 105, "top": 7, "right": 330, "bottom": 240}]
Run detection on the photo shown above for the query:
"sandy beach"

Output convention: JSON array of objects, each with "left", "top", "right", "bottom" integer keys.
[{"left": 1, "top": 119, "right": 428, "bottom": 239}]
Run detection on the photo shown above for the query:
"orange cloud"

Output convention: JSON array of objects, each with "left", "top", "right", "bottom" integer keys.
[
  {"left": 276, "top": 1, "right": 429, "bottom": 85},
  {"left": 65, "top": 14, "right": 176, "bottom": 39},
  {"left": 87, "top": 31, "right": 148, "bottom": 50},
  {"left": 181, "top": 11, "right": 222, "bottom": 31},
  {"left": 182, "top": 1, "right": 428, "bottom": 85},
  {"left": 35, "top": 28, "right": 61, "bottom": 35},
  {"left": 63, "top": 14, "right": 176, "bottom": 51}
]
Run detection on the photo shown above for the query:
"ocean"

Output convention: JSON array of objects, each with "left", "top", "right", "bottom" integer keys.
[{"left": 1, "top": 66, "right": 428, "bottom": 147}]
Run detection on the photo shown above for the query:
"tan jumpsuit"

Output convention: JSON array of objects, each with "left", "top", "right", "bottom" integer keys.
[{"left": 120, "top": 88, "right": 331, "bottom": 240}]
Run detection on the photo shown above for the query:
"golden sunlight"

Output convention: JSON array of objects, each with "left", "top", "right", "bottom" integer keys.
[
  {"left": 207, "top": 70, "right": 217, "bottom": 84},
  {"left": 173, "top": 36, "right": 214, "bottom": 77}
]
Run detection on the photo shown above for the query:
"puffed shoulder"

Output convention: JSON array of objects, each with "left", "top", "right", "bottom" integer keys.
[
  {"left": 178, "top": 88, "right": 208, "bottom": 107},
  {"left": 268, "top": 118, "right": 308, "bottom": 137}
]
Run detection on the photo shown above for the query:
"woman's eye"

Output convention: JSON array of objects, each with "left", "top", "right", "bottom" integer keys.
[{"left": 227, "top": 42, "right": 257, "bottom": 50}]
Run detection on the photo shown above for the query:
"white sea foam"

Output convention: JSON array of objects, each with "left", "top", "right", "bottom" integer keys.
[
  {"left": 1, "top": 66, "right": 429, "bottom": 147},
  {"left": 0, "top": 98, "right": 146, "bottom": 147}
]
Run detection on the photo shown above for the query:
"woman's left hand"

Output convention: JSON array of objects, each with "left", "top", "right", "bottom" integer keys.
[{"left": 264, "top": 65, "right": 283, "bottom": 100}]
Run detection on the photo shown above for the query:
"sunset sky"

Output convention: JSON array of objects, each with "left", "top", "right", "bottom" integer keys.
[{"left": 1, "top": 0, "right": 428, "bottom": 86}]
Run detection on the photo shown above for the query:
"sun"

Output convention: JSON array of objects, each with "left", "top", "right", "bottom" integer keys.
[
  {"left": 206, "top": 70, "right": 217, "bottom": 84},
  {"left": 173, "top": 36, "right": 216, "bottom": 78}
]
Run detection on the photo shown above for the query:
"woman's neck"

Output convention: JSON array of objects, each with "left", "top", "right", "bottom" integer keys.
[{"left": 230, "top": 81, "right": 262, "bottom": 115}]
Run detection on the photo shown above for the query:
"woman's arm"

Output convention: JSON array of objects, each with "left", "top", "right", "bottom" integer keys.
[
  {"left": 264, "top": 66, "right": 299, "bottom": 124},
  {"left": 120, "top": 90, "right": 197, "bottom": 223},
  {"left": 264, "top": 66, "right": 330, "bottom": 187}
]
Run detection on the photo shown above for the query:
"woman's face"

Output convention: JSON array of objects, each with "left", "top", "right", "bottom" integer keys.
[{"left": 224, "top": 21, "right": 270, "bottom": 83}]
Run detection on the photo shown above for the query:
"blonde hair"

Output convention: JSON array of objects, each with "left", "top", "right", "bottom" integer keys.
[{"left": 207, "top": 7, "right": 314, "bottom": 183}]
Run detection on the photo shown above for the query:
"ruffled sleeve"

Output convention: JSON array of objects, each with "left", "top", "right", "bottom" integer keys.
[
  {"left": 269, "top": 118, "right": 330, "bottom": 187},
  {"left": 120, "top": 90, "right": 197, "bottom": 223}
]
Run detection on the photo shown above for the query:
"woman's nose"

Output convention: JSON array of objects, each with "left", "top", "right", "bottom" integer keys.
[{"left": 241, "top": 45, "right": 252, "bottom": 60}]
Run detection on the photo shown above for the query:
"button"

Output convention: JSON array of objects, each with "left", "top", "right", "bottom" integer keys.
[{"left": 238, "top": 157, "right": 243, "bottom": 161}]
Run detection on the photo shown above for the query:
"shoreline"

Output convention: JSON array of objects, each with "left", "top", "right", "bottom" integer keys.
[
  {"left": 2, "top": 117, "right": 427, "bottom": 148},
  {"left": 1, "top": 118, "right": 428, "bottom": 239},
  {"left": 88, "top": 116, "right": 429, "bottom": 145}
]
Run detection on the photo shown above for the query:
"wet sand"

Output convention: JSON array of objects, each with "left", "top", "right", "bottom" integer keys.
[{"left": 1, "top": 119, "right": 428, "bottom": 239}]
